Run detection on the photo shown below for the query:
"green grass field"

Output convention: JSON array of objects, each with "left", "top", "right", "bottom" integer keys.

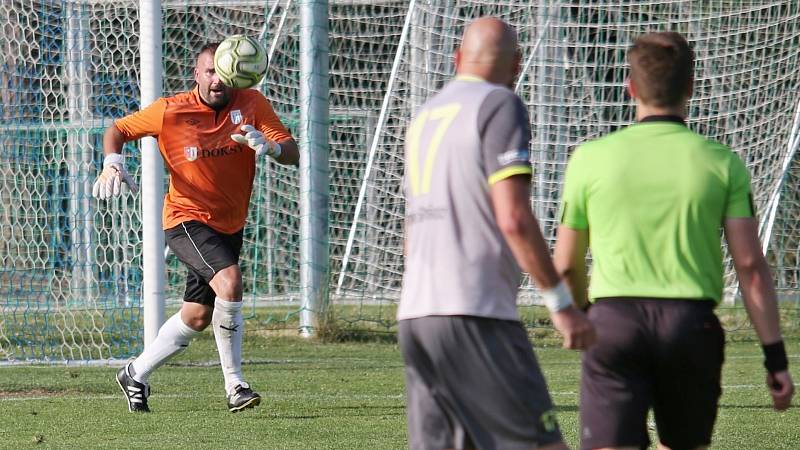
[{"left": 0, "top": 333, "right": 798, "bottom": 449}]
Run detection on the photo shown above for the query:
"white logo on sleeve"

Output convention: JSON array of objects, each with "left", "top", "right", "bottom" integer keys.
[
  {"left": 230, "top": 110, "right": 242, "bottom": 124},
  {"left": 184, "top": 146, "right": 198, "bottom": 161},
  {"left": 497, "top": 149, "right": 531, "bottom": 166}
]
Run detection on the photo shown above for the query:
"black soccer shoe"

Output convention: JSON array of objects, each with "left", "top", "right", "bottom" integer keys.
[
  {"left": 116, "top": 363, "right": 151, "bottom": 413},
  {"left": 227, "top": 383, "right": 261, "bottom": 413}
]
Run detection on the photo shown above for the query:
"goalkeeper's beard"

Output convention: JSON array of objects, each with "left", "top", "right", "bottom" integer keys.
[{"left": 200, "top": 84, "right": 232, "bottom": 110}]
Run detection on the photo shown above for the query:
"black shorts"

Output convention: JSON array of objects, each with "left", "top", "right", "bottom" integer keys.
[
  {"left": 580, "top": 298, "right": 725, "bottom": 450},
  {"left": 399, "top": 316, "right": 562, "bottom": 450},
  {"left": 164, "top": 220, "right": 243, "bottom": 306}
]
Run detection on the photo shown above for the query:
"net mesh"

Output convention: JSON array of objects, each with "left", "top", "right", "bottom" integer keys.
[
  {"left": 333, "top": 1, "right": 800, "bottom": 325},
  {"left": 1, "top": 1, "right": 799, "bottom": 361}
]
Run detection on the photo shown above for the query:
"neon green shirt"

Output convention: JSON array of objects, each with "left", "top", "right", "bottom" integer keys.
[{"left": 560, "top": 118, "right": 754, "bottom": 303}]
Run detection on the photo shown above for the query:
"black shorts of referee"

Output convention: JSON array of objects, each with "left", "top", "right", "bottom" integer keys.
[{"left": 580, "top": 297, "right": 725, "bottom": 450}]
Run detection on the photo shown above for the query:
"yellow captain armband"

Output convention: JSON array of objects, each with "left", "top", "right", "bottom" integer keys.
[{"left": 487, "top": 165, "right": 533, "bottom": 186}]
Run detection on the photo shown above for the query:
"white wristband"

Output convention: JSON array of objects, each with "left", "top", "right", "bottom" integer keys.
[
  {"left": 541, "top": 280, "right": 573, "bottom": 313},
  {"left": 272, "top": 142, "right": 282, "bottom": 158},
  {"left": 103, "top": 152, "right": 124, "bottom": 167}
]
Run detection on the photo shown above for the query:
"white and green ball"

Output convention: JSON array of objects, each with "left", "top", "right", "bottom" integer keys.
[{"left": 213, "top": 35, "right": 268, "bottom": 89}]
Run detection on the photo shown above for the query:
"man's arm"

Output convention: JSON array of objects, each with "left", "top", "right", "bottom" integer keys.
[
  {"left": 103, "top": 123, "right": 127, "bottom": 156},
  {"left": 94, "top": 98, "right": 167, "bottom": 199},
  {"left": 274, "top": 138, "right": 299, "bottom": 166},
  {"left": 724, "top": 217, "right": 794, "bottom": 411},
  {"left": 93, "top": 123, "right": 139, "bottom": 199},
  {"left": 491, "top": 175, "right": 595, "bottom": 350},
  {"left": 247, "top": 93, "right": 299, "bottom": 167},
  {"left": 492, "top": 175, "right": 559, "bottom": 289},
  {"left": 553, "top": 225, "right": 590, "bottom": 311}
]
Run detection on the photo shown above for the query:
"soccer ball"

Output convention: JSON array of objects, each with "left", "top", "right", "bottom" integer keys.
[{"left": 213, "top": 35, "right": 268, "bottom": 89}]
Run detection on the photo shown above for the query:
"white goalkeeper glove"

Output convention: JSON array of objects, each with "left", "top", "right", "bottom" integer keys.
[
  {"left": 92, "top": 153, "right": 139, "bottom": 199},
  {"left": 230, "top": 124, "right": 282, "bottom": 159}
]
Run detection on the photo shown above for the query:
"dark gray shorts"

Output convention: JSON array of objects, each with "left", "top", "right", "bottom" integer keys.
[{"left": 399, "top": 316, "right": 562, "bottom": 450}]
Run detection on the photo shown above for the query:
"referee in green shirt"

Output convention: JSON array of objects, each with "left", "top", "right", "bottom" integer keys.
[{"left": 555, "top": 32, "right": 794, "bottom": 450}]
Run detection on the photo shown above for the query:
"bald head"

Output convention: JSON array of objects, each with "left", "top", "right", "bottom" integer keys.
[{"left": 455, "top": 17, "right": 520, "bottom": 87}]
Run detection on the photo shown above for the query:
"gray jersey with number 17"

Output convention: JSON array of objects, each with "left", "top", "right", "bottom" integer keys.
[{"left": 399, "top": 76, "right": 533, "bottom": 321}]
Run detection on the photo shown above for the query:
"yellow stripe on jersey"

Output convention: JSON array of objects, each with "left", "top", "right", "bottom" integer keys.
[
  {"left": 455, "top": 74, "right": 486, "bottom": 83},
  {"left": 488, "top": 165, "right": 533, "bottom": 186}
]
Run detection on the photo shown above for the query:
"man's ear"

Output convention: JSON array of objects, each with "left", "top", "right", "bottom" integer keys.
[{"left": 626, "top": 77, "right": 637, "bottom": 100}]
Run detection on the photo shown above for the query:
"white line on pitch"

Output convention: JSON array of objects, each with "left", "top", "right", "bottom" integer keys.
[
  {"left": 726, "top": 354, "right": 800, "bottom": 360},
  {"left": 5, "top": 384, "right": 798, "bottom": 403},
  {"left": 0, "top": 392, "right": 406, "bottom": 402}
]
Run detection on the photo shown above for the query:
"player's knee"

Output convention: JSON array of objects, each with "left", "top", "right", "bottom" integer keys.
[
  {"left": 185, "top": 314, "right": 211, "bottom": 330},
  {"left": 210, "top": 265, "right": 243, "bottom": 299},
  {"left": 181, "top": 305, "right": 213, "bottom": 330}
]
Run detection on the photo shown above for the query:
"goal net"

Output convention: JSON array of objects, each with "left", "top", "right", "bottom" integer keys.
[
  {"left": 1, "top": 1, "right": 799, "bottom": 361},
  {"left": 332, "top": 1, "right": 800, "bottom": 325}
]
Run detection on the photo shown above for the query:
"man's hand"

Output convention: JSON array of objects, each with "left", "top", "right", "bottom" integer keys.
[
  {"left": 551, "top": 306, "right": 596, "bottom": 350},
  {"left": 92, "top": 153, "right": 139, "bottom": 199},
  {"left": 231, "top": 124, "right": 282, "bottom": 158},
  {"left": 767, "top": 370, "right": 794, "bottom": 411}
]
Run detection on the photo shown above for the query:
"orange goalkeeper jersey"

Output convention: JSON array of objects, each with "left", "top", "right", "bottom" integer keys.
[{"left": 114, "top": 87, "right": 292, "bottom": 234}]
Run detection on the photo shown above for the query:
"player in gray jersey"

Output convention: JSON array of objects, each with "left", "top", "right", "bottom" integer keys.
[{"left": 399, "top": 17, "right": 596, "bottom": 450}]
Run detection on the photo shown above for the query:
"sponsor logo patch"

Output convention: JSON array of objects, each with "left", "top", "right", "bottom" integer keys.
[
  {"left": 540, "top": 410, "right": 559, "bottom": 432},
  {"left": 184, "top": 146, "right": 243, "bottom": 162},
  {"left": 184, "top": 146, "right": 198, "bottom": 161},
  {"left": 497, "top": 148, "right": 530, "bottom": 166},
  {"left": 230, "top": 109, "right": 243, "bottom": 125}
]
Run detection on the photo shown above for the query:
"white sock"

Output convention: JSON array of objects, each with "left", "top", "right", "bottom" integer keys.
[
  {"left": 212, "top": 297, "right": 245, "bottom": 395},
  {"left": 130, "top": 312, "right": 199, "bottom": 384}
]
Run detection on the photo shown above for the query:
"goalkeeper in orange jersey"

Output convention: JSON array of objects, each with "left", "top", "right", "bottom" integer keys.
[{"left": 93, "top": 42, "right": 298, "bottom": 413}]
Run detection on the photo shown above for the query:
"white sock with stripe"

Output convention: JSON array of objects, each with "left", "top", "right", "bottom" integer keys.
[
  {"left": 130, "top": 312, "right": 199, "bottom": 384},
  {"left": 212, "top": 297, "right": 245, "bottom": 395}
]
